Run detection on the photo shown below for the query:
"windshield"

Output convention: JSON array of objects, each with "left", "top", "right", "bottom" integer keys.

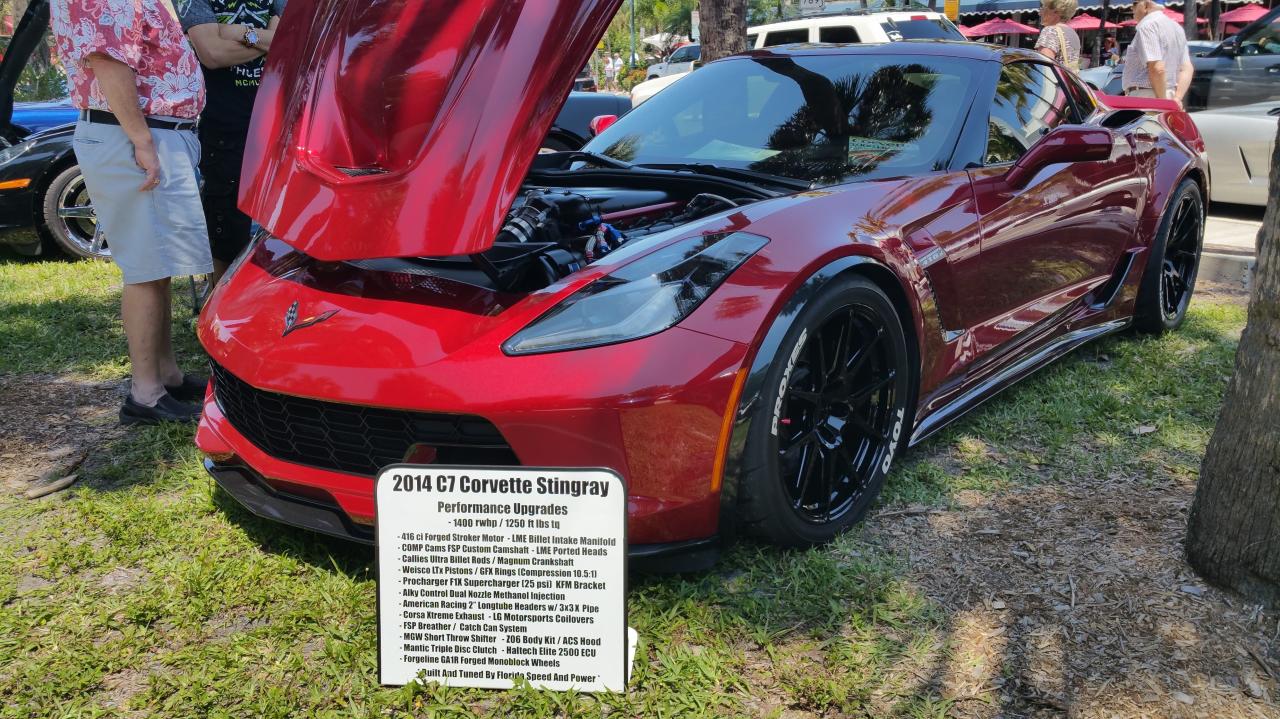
[{"left": 585, "top": 54, "right": 976, "bottom": 185}]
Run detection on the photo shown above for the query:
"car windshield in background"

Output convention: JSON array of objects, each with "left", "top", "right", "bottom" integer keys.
[
  {"left": 585, "top": 54, "right": 975, "bottom": 185},
  {"left": 884, "top": 19, "right": 965, "bottom": 40}
]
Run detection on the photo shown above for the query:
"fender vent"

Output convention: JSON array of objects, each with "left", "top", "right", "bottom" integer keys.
[{"left": 335, "top": 166, "right": 389, "bottom": 177}]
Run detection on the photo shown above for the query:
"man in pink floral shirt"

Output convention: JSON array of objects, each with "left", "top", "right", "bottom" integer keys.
[{"left": 50, "top": 0, "right": 213, "bottom": 425}]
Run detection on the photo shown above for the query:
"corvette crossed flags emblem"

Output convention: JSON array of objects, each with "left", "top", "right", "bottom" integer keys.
[{"left": 282, "top": 301, "right": 339, "bottom": 337}]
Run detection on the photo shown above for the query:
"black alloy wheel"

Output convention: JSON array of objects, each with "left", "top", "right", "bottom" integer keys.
[
  {"left": 739, "top": 276, "right": 912, "bottom": 546},
  {"left": 1135, "top": 179, "right": 1203, "bottom": 334},
  {"left": 1159, "top": 190, "right": 1201, "bottom": 322},
  {"left": 778, "top": 306, "right": 898, "bottom": 524}
]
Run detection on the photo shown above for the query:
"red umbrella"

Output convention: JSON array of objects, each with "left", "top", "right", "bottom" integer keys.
[
  {"left": 1159, "top": 9, "right": 1208, "bottom": 24},
  {"left": 966, "top": 17, "right": 1040, "bottom": 36},
  {"left": 1218, "top": 3, "right": 1267, "bottom": 23},
  {"left": 1120, "top": 9, "right": 1208, "bottom": 26},
  {"left": 1065, "top": 12, "right": 1122, "bottom": 30}
]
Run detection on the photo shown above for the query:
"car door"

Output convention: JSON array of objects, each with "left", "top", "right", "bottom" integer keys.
[
  {"left": 967, "top": 61, "right": 1140, "bottom": 351},
  {"left": 1215, "top": 13, "right": 1280, "bottom": 108}
]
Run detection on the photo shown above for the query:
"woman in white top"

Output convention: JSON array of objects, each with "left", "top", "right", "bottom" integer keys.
[{"left": 1035, "top": 0, "right": 1083, "bottom": 74}]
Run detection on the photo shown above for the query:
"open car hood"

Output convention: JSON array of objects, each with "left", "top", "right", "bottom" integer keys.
[
  {"left": 0, "top": 0, "right": 50, "bottom": 134},
  {"left": 240, "top": 0, "right": 621, "bottom": 261}
]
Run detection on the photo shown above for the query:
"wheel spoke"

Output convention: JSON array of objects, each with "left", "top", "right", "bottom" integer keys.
[
  {"left": 89, "top": 226, "right": 107, "bottom": 254},
  {"left": 789, "top": 389, "right": 821, "bottom": 405},
  {"left": 58, "top": 204, "right": 95, "bottom": 219},
  {"left": 793, "top": 438, "right": 820, "bottom": 509},
  {"left": 845, "top": 412, "right": 889, "bottom": 443},
  {"left": 848, "top": 371, "right": 896, "bottom": 403},
  {"left": 842, "top": 327, "right": 883, "bottom": 384}
]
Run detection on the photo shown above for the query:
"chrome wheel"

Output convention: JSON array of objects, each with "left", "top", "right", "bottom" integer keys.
[{"left": 54, "top": 173, "right": 107, "bottom": 258}]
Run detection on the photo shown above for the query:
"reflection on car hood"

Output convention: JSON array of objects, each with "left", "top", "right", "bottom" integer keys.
[{"left": 239, "top": 0, "right": 622, "bottom": 261}]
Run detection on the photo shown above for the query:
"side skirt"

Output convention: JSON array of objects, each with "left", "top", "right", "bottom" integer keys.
[{"left": 909, "top": 318, "right": 1130, "bottom": 446}]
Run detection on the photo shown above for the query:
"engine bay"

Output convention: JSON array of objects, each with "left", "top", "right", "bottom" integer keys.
[{"left": 401, "top": 180, "right": 763, "bottom": 293}]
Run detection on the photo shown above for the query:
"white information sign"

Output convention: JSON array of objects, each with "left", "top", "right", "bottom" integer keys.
[{"left": 376, "top": 465, "right": 628, "bottom": 692}]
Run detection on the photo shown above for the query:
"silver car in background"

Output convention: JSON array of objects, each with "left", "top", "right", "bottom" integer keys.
[{"left": 1193, "top": 101, "right": 1277, "bottom": 206}]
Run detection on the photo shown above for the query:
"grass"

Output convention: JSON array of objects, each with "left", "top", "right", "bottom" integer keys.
[{"left": 0, "top": 252, "right": 1249, "bottom": 717}]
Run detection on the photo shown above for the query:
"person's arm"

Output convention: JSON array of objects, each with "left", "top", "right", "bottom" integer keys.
[
  {"left": 178, "top": 0, "right": 261, "bottom": 69},
  {"left": 216, "top": 20, "right": 277, "bottom": 53},
  {"left": 189, "top": 23, "right": 264, "bottom": 68},
  {"left": 1036, "top": 26, "right": 1058, "bottom": 61},
  {"left": 1174, "top": 54, "right": 1194, "bottom": 106},
  {"left": 1147, "top": 59, "right": 1168, "bottom": 99},
  {"left": 85, "top": 54, "right": 159, "bottom": 191}
]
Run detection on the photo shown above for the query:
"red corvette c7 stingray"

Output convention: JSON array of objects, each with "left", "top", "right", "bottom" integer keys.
[{"left": 196, "top": 0, "right": 1207, "bottom": 569}]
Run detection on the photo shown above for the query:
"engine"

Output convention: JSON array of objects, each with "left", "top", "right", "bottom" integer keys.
[{"left": 474, "top": 186, "right": 745, "bottom": 292}]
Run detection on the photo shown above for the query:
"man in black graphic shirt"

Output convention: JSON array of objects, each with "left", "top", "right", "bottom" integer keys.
[{"left": 178, "top": 0, "right": 286, "bottom": 286}]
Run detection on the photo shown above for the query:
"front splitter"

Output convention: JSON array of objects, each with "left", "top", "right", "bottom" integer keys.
[{"left": 204, "top": 459, "right": 719, "bottom": 572}]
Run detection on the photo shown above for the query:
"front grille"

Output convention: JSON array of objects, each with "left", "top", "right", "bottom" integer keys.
[{"left": 211, "top": 362, "right": 518, "bottom": 477}]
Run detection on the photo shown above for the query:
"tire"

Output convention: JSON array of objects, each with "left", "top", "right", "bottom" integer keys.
[
  {"left": 738, "top": 276, "right": 913, "bottom": 547},
  {"left": 41, "top": 164, "right": 107, "bottom": 259},
  {"left": 1133, "top": 178, "right": 1203, "bottom": 334}
]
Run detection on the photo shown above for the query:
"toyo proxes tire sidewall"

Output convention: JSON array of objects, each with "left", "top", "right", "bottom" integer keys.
[
  {"left": 738, "top": 275, "right": 912, "bottom": 547},
  {"left": 1134, "top": 178, "right": 1204, "bottom": 334}
]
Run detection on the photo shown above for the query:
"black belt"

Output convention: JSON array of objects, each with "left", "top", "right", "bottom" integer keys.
[{"left": 80, "top": 109, "right": 196, "bottom": 132}]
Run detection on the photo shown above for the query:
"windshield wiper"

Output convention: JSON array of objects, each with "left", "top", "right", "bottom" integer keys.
[
  {"left": 636, "top": 162, "right": 813, "bottom": 191},
  {"left": 561, "top": 150, "right": 633, "bottom": 170}
]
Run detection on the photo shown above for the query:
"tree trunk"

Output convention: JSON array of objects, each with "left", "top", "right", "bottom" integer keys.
[
  {"left": 1185, "top": 119, "right": 1280, "bottom": 609},
  {"left": 699, "top": 0, "right": 747, "bottom": 64},
  {"left": 1183, "top": 0, "right": 1198, "bottom": 40}
]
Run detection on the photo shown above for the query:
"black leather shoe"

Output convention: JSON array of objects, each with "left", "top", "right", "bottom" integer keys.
[
  {"left": 120, "top": 393, "right": 202, "bottom": 426},
  {"left": 164, "top": 373, "right": 209, "bottom": 403}
]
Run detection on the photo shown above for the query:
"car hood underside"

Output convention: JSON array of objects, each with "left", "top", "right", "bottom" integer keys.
[{"left": 239, "top": 0, "right": 622, "bottom": 261}]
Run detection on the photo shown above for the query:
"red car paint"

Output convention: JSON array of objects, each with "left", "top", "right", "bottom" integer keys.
[
  {"left": 239, "top": 0, "right": 622, "bottom": 260},
  {"left": 202, "top": 31, "right": 1208, "bottom": 556}
]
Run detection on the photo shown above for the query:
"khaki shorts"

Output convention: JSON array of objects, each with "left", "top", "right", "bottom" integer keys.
[{"left": 73, "top": 119, "right": 212, "bottom": 285}]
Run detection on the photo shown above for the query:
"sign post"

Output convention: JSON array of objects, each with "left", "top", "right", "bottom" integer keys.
[{"left": 376, "top": 466, "right": 628, "bottom": 692}]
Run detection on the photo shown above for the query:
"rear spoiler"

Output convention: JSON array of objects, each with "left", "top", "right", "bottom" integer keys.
[
  {"left": 1095, "top": 93, "right": 1181, "bottom": 112},
  {"left": 1095, "top": 92, "right": 1204, "bottom": 154}
]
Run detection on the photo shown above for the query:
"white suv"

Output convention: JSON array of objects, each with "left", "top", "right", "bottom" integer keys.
[
  {"left": 631, "top": 6, "right": 964, "bottom": 106},
  {"left": 746, "top": 9, "right": 962, "bottom": 47}
]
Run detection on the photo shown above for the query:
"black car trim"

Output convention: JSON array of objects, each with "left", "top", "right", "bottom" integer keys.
[{"left": 205, "top": 458, "right": 719, "bottom": 569}]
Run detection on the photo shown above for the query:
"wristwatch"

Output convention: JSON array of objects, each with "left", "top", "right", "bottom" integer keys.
[{"left": 241, "top": 27, "right": 260, "bottom": 49}]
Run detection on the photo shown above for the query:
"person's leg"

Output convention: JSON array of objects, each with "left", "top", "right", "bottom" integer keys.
[
  {"left": 121, "top": 277, "right": 172, "bottom": 405},
  {"left": 156, "top": 279, "right": 183, "bottom": 387},
  {"left": 201, "top": 128, "right": 251, "bottom": 287}
]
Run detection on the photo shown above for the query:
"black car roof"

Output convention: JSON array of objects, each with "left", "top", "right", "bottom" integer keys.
[{"left": 732, "top": 40, "right": 1043, "bottom": 64}]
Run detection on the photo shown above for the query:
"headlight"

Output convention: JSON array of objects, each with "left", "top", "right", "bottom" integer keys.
[
  {"left": 0, "top": 138, "right": 37, "bottom": 166},
  {"left": 503, "top": 231, "right": 767, "bottom": 355}
]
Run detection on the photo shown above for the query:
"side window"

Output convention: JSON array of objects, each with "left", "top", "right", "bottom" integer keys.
[
  {"left": 763, "top": 28, "right": 809, "bottom": 47},
  {"left": 818, "top": 25, "right": 861, "bottom": 43},
  {"left": 985, "top": 62, "right": 1074, "bottom": 164},
  {"left": 745, "top": 33, "right": 758, "bottom": 49},
  {"left": 1239, "top": 16, "right": 1280, "bottom": 54},
  {"left": 1057, "top": 65, "right": 1096, "bottom": 121},
  {"left": 670, "top": 47, "right": 691, "bottom": 63}
]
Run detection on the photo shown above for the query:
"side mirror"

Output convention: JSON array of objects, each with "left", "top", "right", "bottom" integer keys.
[
  {"left": 1218, "top": 37, "right": 1239, "bottom": 57},
  {"left": 1006, "top": 125, "right": 1112, "bottom": 188},
  {"left": 589, "top": 114, "right": 619, "bottom": 136}
]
